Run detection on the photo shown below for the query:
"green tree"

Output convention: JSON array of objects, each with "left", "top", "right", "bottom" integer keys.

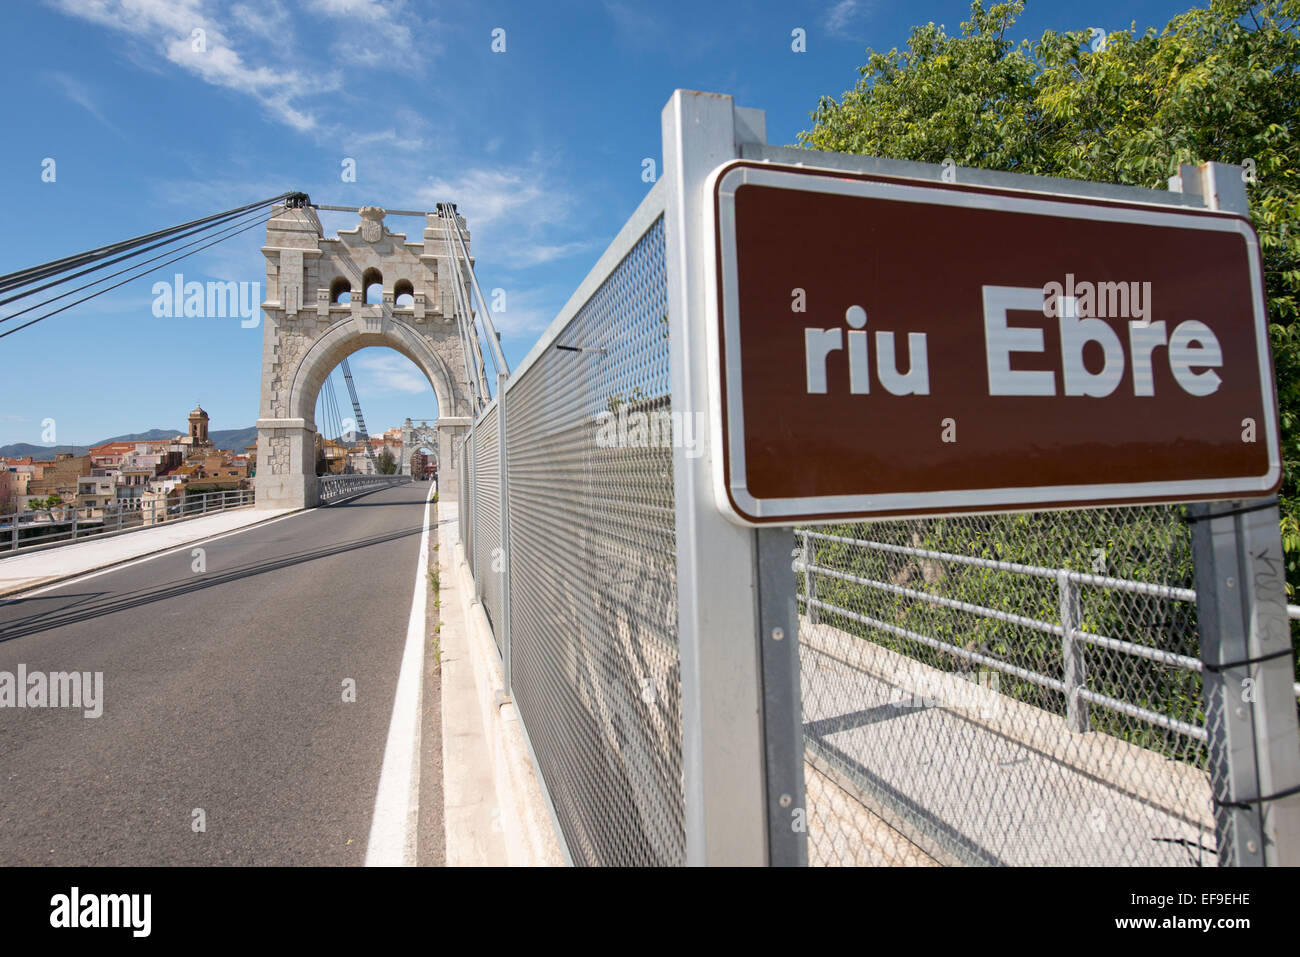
[
  {"left": 377, "top": 449, "right": 397, "bottom": 475},
  {"left": 801, "top": 0, "right": 1300, "bottom": 591}
]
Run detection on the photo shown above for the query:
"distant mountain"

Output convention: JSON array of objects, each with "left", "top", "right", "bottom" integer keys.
[
  {"left": 210, "top": 427, "right": 259, "bottom": 451},
  {"left": 94, "top": 429, "right": 184, "bottom": 445},
  {"left": 0, "top": 426, "right": 259, "bottom": 459},
  {"left": 0, "top": 443, "right": 80, "bottom": 459}
]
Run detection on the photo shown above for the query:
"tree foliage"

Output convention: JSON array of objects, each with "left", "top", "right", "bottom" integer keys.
[
  {"left": 377, "top": 449, "right": 398, "bottom": 475},
  {"left": 801, "top": 0, "right": 1300, "bottom": 589}
]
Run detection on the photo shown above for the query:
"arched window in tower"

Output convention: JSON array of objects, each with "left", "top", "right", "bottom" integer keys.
[
  {"left": 394, "top": 278, "right": 415, "bottom": 309},
  {"left": 329, "top": 276, "right": 351, "bottom": 304},
  {"left": 362, "top": 267, "right": 383, "bottom": 305}
]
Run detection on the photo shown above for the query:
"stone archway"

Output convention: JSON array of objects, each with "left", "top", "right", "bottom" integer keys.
[
  {"left": 255, "top": 201, "right": 475, "bottom": 508},
  {"left": 400, "top": 418, "right": 441, "bottom": 476}
]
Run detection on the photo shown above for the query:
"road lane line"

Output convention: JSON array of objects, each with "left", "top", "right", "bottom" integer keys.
[{"left": 364, "top": 481, "right": 435, "bottom": 866}]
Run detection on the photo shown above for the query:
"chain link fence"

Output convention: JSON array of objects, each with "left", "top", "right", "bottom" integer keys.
[
  {"left": 472, "top": 407, "right": 502, "bottom": 646},
  {"left": 793, "top": 505, "right": 1299, "bottom": 866},
  {"left": 460, "top": 212, "right": 684, "bottom": 865}
]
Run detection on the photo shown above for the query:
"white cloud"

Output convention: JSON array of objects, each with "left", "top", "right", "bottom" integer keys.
[
  {"left": 506, "top": 241, "right": 595, "bottom": 268},
  {"left": 301, "top": 0, "right": 433, "bottom": 68},
  {"left": 229, "top": 0, "right": 293, "bottom": 37},
  {"left": 356, "top": 352, "right": 431, "bottom": 395},
  {"left": 413, "top": 162, "right": 592, "bottom": 268},
  {"left": 45, "top": 0, "right": 340, "bottom": 132},
  {"left": 45, "top": 71, "right": 122, "bottom": 134},
  {"left": 345, "top": 128, "right": 426, "bottom": 153},
  {"left": 824, "top": 0, "right": 875, "bottom": 37},
  {"left": 416, "top": 168, "right": 546, "bottom": 228}
]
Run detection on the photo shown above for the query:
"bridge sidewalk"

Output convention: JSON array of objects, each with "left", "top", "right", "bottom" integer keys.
[
  {"left": 0, "top": 506, "right": 299, "bottom": 597},
  {"left": 438, "top": 498, "right": 564, "bottom": 866}
]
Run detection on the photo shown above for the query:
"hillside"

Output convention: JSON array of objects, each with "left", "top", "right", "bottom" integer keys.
[{"left": 0, "top": 426, "right": 259, "bottom": 458}]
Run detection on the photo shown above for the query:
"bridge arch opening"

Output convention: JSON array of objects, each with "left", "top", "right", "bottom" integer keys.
[
  {"left": 329, "top": 276, "right": 352, "bottom": 304},
  {"left": 394, "top": 278, "right": 415, "bottom": 309},
  {"left": 312, "top": 347, "right": 441, "bottom": 477},
  {"left": 362, "top": 267, "right": 383, "bottom": 305}
]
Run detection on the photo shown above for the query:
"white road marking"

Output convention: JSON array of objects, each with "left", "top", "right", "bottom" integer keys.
[{"left": 364, "top": 481, "right": 435, "bottom": 866}]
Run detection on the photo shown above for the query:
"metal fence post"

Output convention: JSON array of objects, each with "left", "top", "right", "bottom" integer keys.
[
  {"left": 1190, "top": 500, "right": 1300, "bottom": 865},
  {"left": 1058, "top": 570, "right": 1089, "bottom": 733},
  {"left": 663, "top": 90, "right": 800, "bottom": 864},
  {"left": 802, "top": 531, "right": 819, "bottom": 625},
  {"left": 498, "top": 373, "right": 512, "bottom": 692},
  {"left": 469, "top": 422, "right": 481, "bottom": 603},
  {"left": 1179, "top": 161, "right": 1300, "bottom": 865},
  {"left": 757, "top": 528, "right": 809, "bottom": 865}
]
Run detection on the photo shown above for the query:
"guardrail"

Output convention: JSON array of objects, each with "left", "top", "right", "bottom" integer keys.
[
  {"left": 317, "top": 473, "right": 410, "bottom": 504},
  {"left": 796, "top": 529, "right": 1300, "bottom": 741},
  {"left": 1, "top": 488, "right": 254, "bottom": 555}
]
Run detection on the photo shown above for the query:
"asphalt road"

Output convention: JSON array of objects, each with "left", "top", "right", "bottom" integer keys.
[{"left": 0, "top": 481, "right": 438, "bottom": 865}]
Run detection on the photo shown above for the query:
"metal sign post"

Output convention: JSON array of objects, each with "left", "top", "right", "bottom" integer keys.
[
  {"left": 1177, "top": 163, "right": 1300, "bottom": 866},
  {"left": 662, "top": 90, "right": 806, "bottom": 865}
]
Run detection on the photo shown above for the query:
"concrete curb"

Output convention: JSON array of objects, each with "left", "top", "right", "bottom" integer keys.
[{"left": 440, "top": 501, "right": 564, "bottom": 866}]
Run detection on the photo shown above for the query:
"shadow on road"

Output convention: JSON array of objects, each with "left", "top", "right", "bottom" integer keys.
[{"left": 0, "top": 524, "right": 424, "bottom": 643}]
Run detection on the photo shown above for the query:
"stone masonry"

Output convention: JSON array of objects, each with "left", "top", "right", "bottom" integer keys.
[{"left": 255, "top": 202, "right": 475, "bottom": 508}]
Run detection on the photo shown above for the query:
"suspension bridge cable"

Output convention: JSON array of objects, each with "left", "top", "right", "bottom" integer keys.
[
  {"left": 438, "top": 203, "right": 493, "bottom": 403},
  {"left": 326, "top": 371, "right": 344, "bottom": 445},
  {"left": 339, "top": 357, "right": 378, "bottom": 470},
  {"left": 0, "top": 203, "right": 273, "bottom": 310},
  {"left": 445, "top": 200, "right": 509, "bottom": 375},
  {"left": 0, "top": 192, "right": 302, "bottom": 294},
  {"left": 0, "top": 206, "right": 273, "bottom": 324},
  {"left": 318, "top": 369, "right": 346, "bottom": 472},
  {"left": 0, "top": 215, "right": 272, "bottom": 341},
  {"left": 438, "top": 205, "right": 483, "bottom": 412},
  {"left": 440, "top": 201, "right": 499, "bottom": 407}
]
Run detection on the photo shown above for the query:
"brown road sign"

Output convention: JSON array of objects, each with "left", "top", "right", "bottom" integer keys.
[{"left": 704, "top": 161, "right": 1279, "bottom": 525}]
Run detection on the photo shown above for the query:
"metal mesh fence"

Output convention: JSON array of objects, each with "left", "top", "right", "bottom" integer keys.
[
  {"left": 458, "top": 437, "right": 471, "bottom": 559},
  {"left": 472, "top": 408, "right": 502, "bottom": 648},
  {"left": 795, "top": 504, "right": 1226, "bottom": 867},
  {"left": 502, "top": 215, "right": 683, "bottom": 866}
]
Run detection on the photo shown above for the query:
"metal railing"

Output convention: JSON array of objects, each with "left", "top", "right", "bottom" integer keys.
[
  {"left": 794, "top": 507, "right": 1300, "bottom": 867},
  {"left": 797, "top": 527, "right": 1300, "bottom": 739},
  {"left": 459, "top": 182, "right": 683, "bottom": 866},
  {"left": 1, "top": 488, "right": 253, "bottom": 555},
  {"left": 317, "top": 473, "right": 409, "bottom": 504}
]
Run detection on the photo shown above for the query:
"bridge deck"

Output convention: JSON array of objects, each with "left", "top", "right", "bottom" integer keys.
[
  {"left": 800, "top": 621, "right": 1216, "bottom": 867},
  {"left": 0, "top": 482, "right": 437, "bottom": 865}
]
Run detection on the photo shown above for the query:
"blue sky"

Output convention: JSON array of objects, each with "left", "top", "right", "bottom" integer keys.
[{"left": 0, "top": 0, "right": 1199, "bottom": 447}]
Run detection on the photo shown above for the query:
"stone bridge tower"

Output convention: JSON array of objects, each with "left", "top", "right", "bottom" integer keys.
[
  {"left": 400, "top": 418, "right": 440, "bottom": 476},
  {"left": 254, "top": 201, "right": 474, "bottom": 508}
]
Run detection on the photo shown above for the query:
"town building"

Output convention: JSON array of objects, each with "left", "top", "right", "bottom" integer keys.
[{"left": 24, "top": 453, "right": 91, "bottom": 507}]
